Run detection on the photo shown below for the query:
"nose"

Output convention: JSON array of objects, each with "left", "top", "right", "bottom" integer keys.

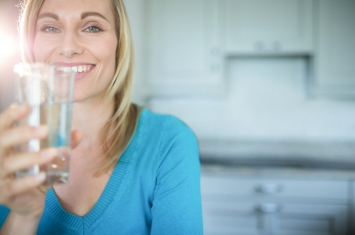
[{"left": 57, "top": 31, "right": 84, "bottom": 58}]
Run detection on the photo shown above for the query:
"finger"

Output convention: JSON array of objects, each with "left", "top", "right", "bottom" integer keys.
[
  {"left": 0, "top": 173, "right": 46, "bottom": 204},
  {"left": 71, "top": 130, "right": 82, "bottom": 149},
  {"left": 0, "top": 125, "right": 48, "bottom": 153},
  {"left": 0, "top": 149, "right": 57, "bottom": 177},
  {"left": 0, "top": 104, "right": 30, "bottom": 130},
  {"left": 0, "top": 104, "right": 18, "bottom": 130}
]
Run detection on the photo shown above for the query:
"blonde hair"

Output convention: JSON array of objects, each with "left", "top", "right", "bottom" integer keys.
[{"left": 19, "top": 0, "right": 140, "bottom": 176}]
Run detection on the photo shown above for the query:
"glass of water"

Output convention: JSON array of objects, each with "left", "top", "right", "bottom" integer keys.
[{"left": 13, "top": 63, "right": 75, "bottom": 185}]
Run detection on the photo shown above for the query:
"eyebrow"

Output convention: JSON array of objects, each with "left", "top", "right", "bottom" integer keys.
[
  {"left": 37, "top": 13, "right": 59, "bottom": 21},
  {"left": 36, "top": 12, "right": 108, "bottom": 22},
  {"left": 81, "top": 12, "right": 108, "bottom": 22}
]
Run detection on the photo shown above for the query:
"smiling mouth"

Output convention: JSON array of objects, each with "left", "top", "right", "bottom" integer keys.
[{"left": 57, "top": 65, "right": 95, "bottom": 73}]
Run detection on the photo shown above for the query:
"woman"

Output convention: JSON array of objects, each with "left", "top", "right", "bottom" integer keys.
[{"left": 0, "top": 0, "right": 203, "bottom": 234}]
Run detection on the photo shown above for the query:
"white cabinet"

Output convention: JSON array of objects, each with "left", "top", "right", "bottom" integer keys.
[
  {"left": 314, "top": 0, "right": 355, "bottom": 94},
  {"left": 146, "top": 0, "right": 223, "bottom": 96},
  {"left": 201, "top": 172, "right": 349, "bottom": 235},
  {"left": 203, "top": 201, "right": 260, "bottom": 235},
  {"left": 271, "top": 204, "right": 348, "bottom": 235},
  {"left": 145, "top": 0, "right": 355, "bottom": 97},
  {"left": 220, "top": 0, "right": 314, "bottom": 54}
]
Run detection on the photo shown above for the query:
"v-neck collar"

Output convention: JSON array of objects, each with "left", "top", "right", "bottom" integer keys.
[{"left": 44, "top": 108, "right": 146, "bottom": 232}]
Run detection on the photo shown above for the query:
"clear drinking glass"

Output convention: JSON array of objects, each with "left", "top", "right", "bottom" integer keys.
[{"left": 13, "top": 63, "right": 75, "bottom": 185}]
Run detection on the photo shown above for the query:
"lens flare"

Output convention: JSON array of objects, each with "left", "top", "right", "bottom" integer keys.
[{"left": 0, "top": 32, "right": 17, "bottom": 62}]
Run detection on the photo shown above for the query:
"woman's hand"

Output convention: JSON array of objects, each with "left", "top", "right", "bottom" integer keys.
[
  {"left": 0, "top": 104, "right": 55, "bottom": 219},
  {"left": 0, "top": 104, "right": 82, "bottom": 234},
  {"left": 0, "top": 104, "right": 82, "bottom": 216}
]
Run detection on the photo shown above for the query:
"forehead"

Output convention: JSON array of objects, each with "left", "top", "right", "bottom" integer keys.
[{"left": 38, "top": 0, "right": 115, "bottom": 21}]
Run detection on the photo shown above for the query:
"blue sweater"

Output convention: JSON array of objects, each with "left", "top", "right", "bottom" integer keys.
[{"left": 0, "top": 108, "right": 203, "bottom": 234}]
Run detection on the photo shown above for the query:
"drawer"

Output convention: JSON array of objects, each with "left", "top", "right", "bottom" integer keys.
[
  {"left": 203, "top": 201, "right": 260, "bottom": 235},
  {"left": 202, "top": 200, "right": 348, "bottom": 235},
  {"left": 201, "top": 173, "right": 349, "bottom": 200}
]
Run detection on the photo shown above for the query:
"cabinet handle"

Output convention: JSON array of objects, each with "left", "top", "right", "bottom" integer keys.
[
  {"left": 255, "top": 184, "right": 283, "bottom": 194},
  {"left": 255, "top": 204, "right": 282, "bottom": 214}
]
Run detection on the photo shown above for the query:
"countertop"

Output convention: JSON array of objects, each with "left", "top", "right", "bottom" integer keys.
[
  {"left": 199, "top": 139, "right": 355, "bottom": 180},
  {"left": 201, "top": 164, "right": 355, "bottom": 180}
]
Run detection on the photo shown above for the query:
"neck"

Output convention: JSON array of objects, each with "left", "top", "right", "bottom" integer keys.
[{"left": 72, "top": 98, "right": 115, "bottom": 145}]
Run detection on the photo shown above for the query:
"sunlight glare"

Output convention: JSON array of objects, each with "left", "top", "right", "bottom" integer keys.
[{"left": 0, "top": 32, "right": 17, "bottom": 62}]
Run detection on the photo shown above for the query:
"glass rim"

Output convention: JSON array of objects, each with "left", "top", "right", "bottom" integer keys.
[{"left": 14, "top": 63, "right": 75, "bottom": 75}]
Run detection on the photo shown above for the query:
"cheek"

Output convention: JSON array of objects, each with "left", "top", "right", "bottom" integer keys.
[
  {"left": 92, "top": 38, "right": 117, "bottom": 67},
  {"left": 33, "top": 36, "right": 57, "bottom": 62},
  {"left": 91, "top": 38, "right": 118, "bottom": 82}
]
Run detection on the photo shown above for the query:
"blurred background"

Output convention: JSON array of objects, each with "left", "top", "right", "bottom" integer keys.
[
  {"left": 1, "top": 0, "right": 355, "bottom": 234},
  {"left": 0, "top": 0, "right": 20, "bottom": 112}
]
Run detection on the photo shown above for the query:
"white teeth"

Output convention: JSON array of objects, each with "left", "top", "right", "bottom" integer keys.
[
  {"left": 57, "top": 67, "right": 72, "bottom": 73},
  {"left": 57, "top": 65, "right": 91, "bottom": 73}
]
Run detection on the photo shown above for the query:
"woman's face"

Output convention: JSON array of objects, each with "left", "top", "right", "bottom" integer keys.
[{"left": 33, "top": 0, "right": 118, "bottom": 103}]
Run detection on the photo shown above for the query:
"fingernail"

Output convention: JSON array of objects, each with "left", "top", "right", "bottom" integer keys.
[
  {"left": 41, "top": 149, "right": 56, "bottom": 159},
  {"left": 34, "top": 126, "right": 48, "bottom": 137},
  {"left": 35, "top": 172, "right": 46, "bottom": 182}
]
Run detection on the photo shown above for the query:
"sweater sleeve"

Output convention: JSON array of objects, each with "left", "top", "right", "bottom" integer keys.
[{"left": 150, "top": 117, "right": 203, "bottom": 235}]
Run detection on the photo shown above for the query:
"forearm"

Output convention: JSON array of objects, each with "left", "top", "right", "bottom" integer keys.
[{"left": 0, "top": 212, "right": 40, "bottom": 235}]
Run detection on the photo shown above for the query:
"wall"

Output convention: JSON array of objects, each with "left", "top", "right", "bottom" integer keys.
[
  {"left": 0, "top": 0, "right": 20, "bottom": 112},
  {"left": 124, "top": 0, "right": 147, "bottom": 105},
  {"left": 149, "top": 57, "right": 355, "bottom": 143}
]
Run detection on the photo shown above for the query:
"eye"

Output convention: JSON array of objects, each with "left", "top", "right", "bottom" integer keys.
[
  {"left": 84, "top": 25, "right": 102, "bottom": 33},
  {"left": 40, "top": 26, "right": 60, "bottom": 33}
]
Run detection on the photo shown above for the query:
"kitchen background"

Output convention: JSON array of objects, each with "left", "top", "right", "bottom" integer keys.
[{"left": 1, "top": 0, "right": 355, "bottom": 234}]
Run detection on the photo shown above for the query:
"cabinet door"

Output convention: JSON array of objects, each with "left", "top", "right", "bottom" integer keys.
[
  {"left": 201, "top": 172, "right": 350, "bottom": 235},
  {"left": 221, "top": 0, "right": 314, "bottom": 54},
  {"left": 201, "top": 173, "right": 348, "bottom": 201},
  {"left": 146, "top": 0, "right": 223, "bottom": 96},
  {"left": 203, "top": 200, "right": 348, "bottom": 235},
  {"left": 272, "top": 204, "right": 348, "bottom": 235},
  {"left": 202, "top": 200, "right": 262, "bottom": 235},
  {"left": 315, "top": 0, "right": 355, "bottom": 94}
]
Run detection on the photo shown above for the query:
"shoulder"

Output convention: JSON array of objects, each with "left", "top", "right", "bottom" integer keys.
[
  {"left": 137, "top": 108, "right": 199, "bottom": 159},
  {"left": 140, "top": 108, "right": 197, "bottom": 143}
]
